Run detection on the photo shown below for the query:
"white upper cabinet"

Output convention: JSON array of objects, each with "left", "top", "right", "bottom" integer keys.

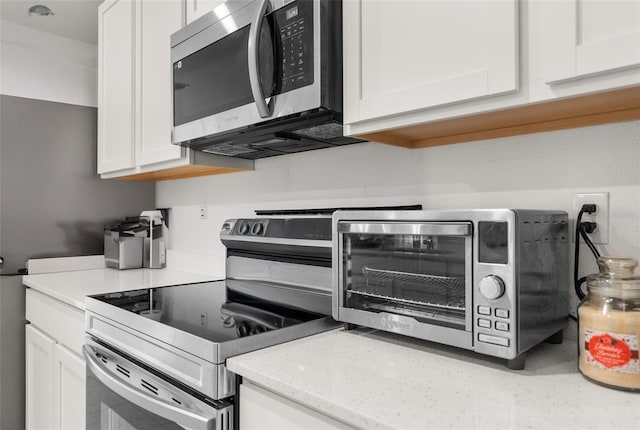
[
  {"left": 542, "top": 0, "right": 640, "bottom": 84},
  {"left": 98, "top": 0, "right": 252, "bottom": 180},
  {"left": 343, "top": 0, "right": 639, "bottom": 148},
  {"left": 98, "top": 0, "right": 135, "bottom": 173},
  {"left": 344, "top": 0, "right": 519, "bottom": 125},
  {"left": 136, "top": 0, "right": 184, "bottom": 166},
  {"left": 185, "top": 0, "right": 226, "bottom": 24}
]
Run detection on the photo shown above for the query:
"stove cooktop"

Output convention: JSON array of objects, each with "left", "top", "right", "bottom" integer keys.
[{"left": 86, "top": 281, "right": 336, "bottom": 365}]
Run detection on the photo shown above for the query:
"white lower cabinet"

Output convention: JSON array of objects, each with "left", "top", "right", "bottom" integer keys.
[
  {"left": 25, "top": 289, "right": 86, "bottom": 430},
  {"left": 239, "top": 381, "right": 355, "bottom": 430},
  {"left": 53, "top": 344, "right": 86, "bottom": 430},
  {"left": 25, "top": 325, "right": 56, "bottom": 430}
]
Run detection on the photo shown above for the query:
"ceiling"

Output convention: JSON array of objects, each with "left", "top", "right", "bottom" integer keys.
[{"left": 0, "top": 0, "right": 101, "bottom": 45}]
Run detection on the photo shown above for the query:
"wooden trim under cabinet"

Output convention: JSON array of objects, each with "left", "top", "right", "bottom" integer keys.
[
  {"left": 359, "top": 86, "right": 640, "bottom": 149},
  {"left": 115, "top": 164, "right": 251, "bottom": 181}
]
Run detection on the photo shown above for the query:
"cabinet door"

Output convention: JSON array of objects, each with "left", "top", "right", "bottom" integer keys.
[
  {"left": 185, "top": 0, "right": 226, "bottom": 24},
  {"left": 136, "top": 0, "right": 185, "bottom": 167},
  {"left": 25, "top": 325, "right": 55, "bottom": 430},
  {"left": 53, "top": 345, "right": 86, "bottom": 430},
  {"left": 343, "top": 0, "right": 518, "bottom": 124},
  {"left": 543, "top": 0, "right": 640, "bottom": 84},
  {"left": 239, "top": 382, "right": 354, "bottom": 430},
  {"left": 98, "top": 0, "right": 136, "bottom": 173}
]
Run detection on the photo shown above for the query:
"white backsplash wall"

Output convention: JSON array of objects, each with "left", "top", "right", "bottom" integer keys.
[{"left": 158, "top": 120, "right": 640, "bottom": 315}]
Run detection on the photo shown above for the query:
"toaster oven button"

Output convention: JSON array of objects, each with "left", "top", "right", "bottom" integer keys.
[
  {"left": 479, "top": 275, "right": 505, "bottom": 300},
  {"left": 495, "top": 321, "right": 510, "bottom": 332},
  {"left": 477, "top": 305, "right": 491, "bottom": 316},
  {"left": 478, "top": 333, "right": 509, "bottom": 347},
  {"left": 495, "top": 308, "right": 510, "bottom": 319},
  {"left": 478, "top": 318, "right": 491, "bottom": 328}
]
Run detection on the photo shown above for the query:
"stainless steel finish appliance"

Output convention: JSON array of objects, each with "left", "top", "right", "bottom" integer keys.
[
  {"left": 84, "top": 211, "right": 339, "bottom": 430},
  {"left": 140, "top": 210, "right": 168, "bottom": 269},
  {"left": 333, "top": 209, "right": 569, "bottom": 369},
  {"left": 104, "top": 221, "right": 145, "bottom": 269},
  {"left": 170, "top": 0, "right": 362, "bottom": 159}
]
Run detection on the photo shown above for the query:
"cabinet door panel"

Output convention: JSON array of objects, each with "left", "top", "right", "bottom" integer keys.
[
  {"left": 137, "top": 0, "right": 184, "bottom": 166},
  {"left": 98, "top": 0, "right": 135, "bottom": 173},
  {"left": 543, "top": 0, "right": 640, "bottom": 83},
  {"left": 344, "top": 0, "right": 518, "bottom": 123},
  {"left": 239, "top": 382, "right": 354, "bottom": 430},
  {"left": 53, "top": 345, "right": 86, "bottom": 430},
  {"left": 25, "top": 325, "right": 55, "bottom": 430}
]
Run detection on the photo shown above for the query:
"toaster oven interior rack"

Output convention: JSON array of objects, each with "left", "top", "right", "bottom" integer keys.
[
  {"left": 362, "top": 267, "right": 465, "bottom": 292},
  {"left": 349, "top": 290, "right": 465, "bottom": 327},
  {"left": 348, "top": 289, "right": 465, "bottom": 313}
]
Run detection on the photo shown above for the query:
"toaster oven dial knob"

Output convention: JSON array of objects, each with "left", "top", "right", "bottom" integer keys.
[
  {"left": 479, "top": 275, "right": 505, "bottom": 300},
  {"left": 238, "top": 222, "right": 250, "bottom": 235}
]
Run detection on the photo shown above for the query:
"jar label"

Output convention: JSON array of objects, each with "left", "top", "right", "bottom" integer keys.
[{"left": 584, "top": 329, "right": 639, "bottom": 373}]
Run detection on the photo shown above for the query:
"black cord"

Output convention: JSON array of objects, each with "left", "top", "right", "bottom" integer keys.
[
  {"left": 574, "top": 206, "right": 601, "bottom": 300},
  {"left": 580, "top": 227, "right": 601, "bottom": 259},
  {"left": 574, "top": 208, "right": 587, "bottom": 300}
]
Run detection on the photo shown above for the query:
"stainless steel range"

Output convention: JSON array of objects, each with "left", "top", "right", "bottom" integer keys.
[{"left": 83, "top": 211, "right": 339, "bottom": 430}]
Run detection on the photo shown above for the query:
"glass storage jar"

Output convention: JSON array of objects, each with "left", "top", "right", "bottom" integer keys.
[{"left": 578, "top": 257, "right": 640, "bottom": 391}]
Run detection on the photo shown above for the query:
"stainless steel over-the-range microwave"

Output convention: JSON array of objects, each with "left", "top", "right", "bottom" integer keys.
[
  {"left": 332, "top": 209, "right": 570, "bottom": 369},
  {"left": 170, "top": 0, "right": 362, "bottom": 159}
]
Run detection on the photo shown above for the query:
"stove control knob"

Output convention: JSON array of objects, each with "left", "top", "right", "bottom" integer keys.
[
  {"left": 251, "top": 222, "right": 263, "bottom": 235},
  {"left": 238, "top": 222, "right": 249, "bottom": 235},
  {"left": 236, "top": 322, "right": 251, "bottom": 337},
  {"left": 479, "top": 275, "right": 505, "bottom": 300}
]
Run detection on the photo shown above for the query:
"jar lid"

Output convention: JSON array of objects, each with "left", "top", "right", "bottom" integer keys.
[{"left": 587, "top": 257, "right": 640, "bottom": 294}]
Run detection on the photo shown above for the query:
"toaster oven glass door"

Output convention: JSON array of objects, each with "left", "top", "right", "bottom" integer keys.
[{"left": 338, "top": 222, "right": 473, "bottom": 331}]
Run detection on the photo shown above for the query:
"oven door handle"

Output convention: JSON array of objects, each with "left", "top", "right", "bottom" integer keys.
[
  {"left": 83, "top": 345, "right": 223, "bottom": 430},
  {"left": 248, "top": 0, "right": 272, "bottom": 118}
]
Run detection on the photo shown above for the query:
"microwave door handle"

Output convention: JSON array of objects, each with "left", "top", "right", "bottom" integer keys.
[
  {"left": 83, "top": 345, "right": 219, "bottom": 430},
  {"left": 248, "top": 0, "right": 272, "bottom": 118}
]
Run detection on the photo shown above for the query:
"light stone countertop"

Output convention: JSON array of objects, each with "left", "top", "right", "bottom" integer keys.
[
  {"left": 23, "top": 267, "right": 220, "bottom": 310},
  {"left": 227, "top": 327, "right": 640, "bottom": 430}
]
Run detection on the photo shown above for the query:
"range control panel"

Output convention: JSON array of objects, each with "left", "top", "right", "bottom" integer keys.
[
  {"left": 230, "top": 217, "right": 332, "bottom": 240},
  {"left": 235, "top": 219, "right": 269, "bottom": 237}
]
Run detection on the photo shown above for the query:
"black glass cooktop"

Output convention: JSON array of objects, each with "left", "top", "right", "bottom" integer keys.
[{"left": 91, "top": 281, "right": 323, "bottom": 343}]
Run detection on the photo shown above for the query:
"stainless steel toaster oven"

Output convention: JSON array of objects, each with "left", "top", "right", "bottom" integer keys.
[{"left": 332, "top": 209, "right": 569, "bottom": 369}]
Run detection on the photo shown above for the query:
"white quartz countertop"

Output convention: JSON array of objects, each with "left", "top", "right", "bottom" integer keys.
[
  {"left": 23, "top": 268, "right": 220, "bottom": 310},
  {"left": 228, "top": 328, "right": 640, "bottom": 430}
]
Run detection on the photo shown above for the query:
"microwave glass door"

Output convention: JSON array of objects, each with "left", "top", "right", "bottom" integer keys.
[
  {"left": 340, "top": 222, "right": 472, "bottom": 329},
  {"left": 173, "top": 22, "right": 274, "bottom": 127}
]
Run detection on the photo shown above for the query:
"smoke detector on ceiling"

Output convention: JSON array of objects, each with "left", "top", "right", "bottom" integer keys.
[{"left": 28, "top": 5, "right": 55, "bottom": 17}]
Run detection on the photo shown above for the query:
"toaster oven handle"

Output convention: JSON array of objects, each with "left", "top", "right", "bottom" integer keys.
[
  {"left": 337, "top": 222, "right": 472, "bottom": 237},
  {"left": 248, "top": 0, "right": 272, "bottom": 118}
]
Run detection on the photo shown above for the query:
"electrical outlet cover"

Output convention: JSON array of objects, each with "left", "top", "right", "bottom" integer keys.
[{"left": 573, "top": 192, "right": 609, "bottom": 244}]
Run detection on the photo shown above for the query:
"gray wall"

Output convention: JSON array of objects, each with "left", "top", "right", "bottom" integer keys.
[
  {"left": 0, "top": 95, "right": 155, "bottom": 274},
  {"left": 0, "top": 95, "right": 155, "bottom": 429}
]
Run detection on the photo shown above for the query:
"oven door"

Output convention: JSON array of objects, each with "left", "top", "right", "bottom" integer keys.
[
  {"left": 335, "top": 221, "right": 474, "bottom": 349},
  {"left": 171, "top": 0, "right": 322, "bottom": 146},
  {"left": 84, "top": 339, "right": 233, "bottom": 430}
]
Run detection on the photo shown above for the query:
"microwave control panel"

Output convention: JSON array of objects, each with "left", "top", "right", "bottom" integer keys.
[{"left": 274, "top": 0, "right": 314, "bottom": 93}]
